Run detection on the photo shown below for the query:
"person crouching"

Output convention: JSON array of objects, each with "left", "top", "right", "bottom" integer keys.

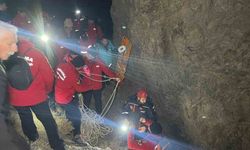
[{"left": 55, "top": 53, "right": 90, "bottom": 144}]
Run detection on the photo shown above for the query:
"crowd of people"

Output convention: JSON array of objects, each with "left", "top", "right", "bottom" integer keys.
[{"left": 0, "top": 1, "right": 168, "bottom": 150}]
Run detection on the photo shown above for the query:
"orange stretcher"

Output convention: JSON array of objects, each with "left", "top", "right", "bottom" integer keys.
[{"left": 116, "top": 36, "right": 132, "bottom": 81}]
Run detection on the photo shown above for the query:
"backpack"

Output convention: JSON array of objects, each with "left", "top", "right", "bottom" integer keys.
[{"left": 4, "top": 48, "right": 33, "bottom": 90}]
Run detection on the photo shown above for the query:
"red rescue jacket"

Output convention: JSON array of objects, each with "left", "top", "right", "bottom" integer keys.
[
  {"left": 86, "top": 23, "right": 103, "bottom": 45},
  {"left": 9, "top": 39, "right": 54, "bottom": 106},
  {"left": 83, "top": 58, "right": 116, "bottom": 91},
  {"left": 53, "top": 44, "right": 70, "bottom": 67},
  {"left": 55, "top": 62, "right": 89, "bottom": 104},
  {"left": 127, "top": 131, "right": 157, "bottom": 150}
]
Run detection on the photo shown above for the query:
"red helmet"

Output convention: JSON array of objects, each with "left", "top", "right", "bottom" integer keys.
[{"left": 137, "top": 89, "right": 148, "bottom": 99}]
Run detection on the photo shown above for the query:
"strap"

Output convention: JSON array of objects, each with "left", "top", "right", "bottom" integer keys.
[{"left": 0, "top": 63, "right": 6, "bottom": 76}]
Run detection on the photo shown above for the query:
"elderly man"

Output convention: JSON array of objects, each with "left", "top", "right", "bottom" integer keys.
[{"left": 0, "top": 21, "right": 29, "bottom": 149}]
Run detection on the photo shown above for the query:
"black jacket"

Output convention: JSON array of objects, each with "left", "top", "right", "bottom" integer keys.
[
  {"left": 0, "top": 62, "right": 29, "bottom": 149},
  {"left": 0, "top": 62, "right": 7, "bottom": 109},
  {"left": 122, "top": 94, "right": 157, "bottom": 122}
]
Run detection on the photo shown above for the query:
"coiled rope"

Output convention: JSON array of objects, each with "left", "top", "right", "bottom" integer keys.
[{"left": 78, "top": 72, "right": 120, "bottom": 145}]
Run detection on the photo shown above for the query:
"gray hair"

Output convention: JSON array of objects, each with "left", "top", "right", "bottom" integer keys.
[{"left": 0, "top": 21, "right": 18, "bottom": 37}]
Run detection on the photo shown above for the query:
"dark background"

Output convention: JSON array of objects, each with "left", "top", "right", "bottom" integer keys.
[{"left": 6, "top": 0, "right": 113, "bottom": 38}]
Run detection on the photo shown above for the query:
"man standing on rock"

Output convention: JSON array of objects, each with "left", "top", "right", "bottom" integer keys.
[{"left": 0, "top": 20, "right": 29, "bottom": 150}]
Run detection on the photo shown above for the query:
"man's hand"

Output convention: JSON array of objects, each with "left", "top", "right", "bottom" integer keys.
[
  {"left": 114, "top": 77, "right": 121, "bottom": 83},
  {"left": 139, "top": 117, "right": 146, "bottom": 123}
]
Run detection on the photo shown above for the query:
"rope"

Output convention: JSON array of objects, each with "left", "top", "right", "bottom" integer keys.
[
  {"left": 79, "top": 103, "right": 113, "bottom": 146},
  {"left": 81, "top": 72, "right": 117, "bottom": 82},
  {"left": 80, "top": 72, "right": 120, "bottom": 116},
  {"left": 101, "top": 81, "right": 119, "bottom": 117},
  {"left": 77, "top": 73, "right": 120, "bottom": 146}
]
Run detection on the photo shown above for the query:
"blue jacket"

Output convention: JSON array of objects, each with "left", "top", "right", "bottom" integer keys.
[{"left": 92, "top": 40, "right": 116, "bottom": 67}]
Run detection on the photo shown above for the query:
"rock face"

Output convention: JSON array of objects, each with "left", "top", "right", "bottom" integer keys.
[{"left": 111, "top": 0, "right": 250, "bottom": 149}]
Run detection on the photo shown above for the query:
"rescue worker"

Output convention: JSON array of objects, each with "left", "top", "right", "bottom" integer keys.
[
  {"left": 86, "top": 18, "right": 103, "bottom": 45},
  {"left": 55, "top": 53, "right": 90, "bottom": 143},
  {"left": 92, "top": 37, "right": 117, "bottom": 69},
  {"left": 81, "top": 51, "right": 120, "bottom": 114},
  {"left": 122, "top": 89, "right": 157, "bottom": 126},
  {"left": 54, "top": 17, "right": 76, "bottom": 67},
  {"left": 63, "top": 18, "right": 76, "bottom": 39},
  {"left": 0, "top": 0, "right": 10, "bottom": 22},
  {"left": 12, "top": 7, "right": 33, "bottom": 32},
  {"left": 127, "top": 121, "right": 164, "bottom": 150},
  {"left": 0, "top": 20, "right": 29, "bottom": 150},
  {"left": 8, "top": 17, "right": 65, "bottom": 149}
]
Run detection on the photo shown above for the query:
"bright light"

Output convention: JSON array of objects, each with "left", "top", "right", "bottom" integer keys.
[
  {"left": 122, "top": 25, "right": 127, "bottom": 29},
  {"left": 75, "top": 9, "right": 81, "bottom": 15},
  {"left": 87, "top": 45, "right": 92, "bottom": 49},
  {"left": 81, "top": 51, "right": 87, "bottom": 54},
  {"left": 121, "top": 124, "right": 129, "bottom": 132},
  {"left": 41, "top": 34, "right": 49, "bottom": 42}
]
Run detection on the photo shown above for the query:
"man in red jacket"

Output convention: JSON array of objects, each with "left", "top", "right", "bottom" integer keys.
[
  {"left": 86, "top": 18, "right": 103, "bottom": 45},
  {"left": 81, "top": 53, "right": 120, "bottom": 114},
  {"left": 55, "top": 53, "right": 90, "bottom": 142},
  {"left": 127, "top": 121, "right": 164, "bottom": 150},
  {"left": 8, "top": 39, "right": 65, "bottom": 150}
]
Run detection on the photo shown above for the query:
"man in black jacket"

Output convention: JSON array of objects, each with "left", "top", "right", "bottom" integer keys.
[
  {"left": 122, "top": 89, "right": 157, "bottom": 127},
  {"left": 0, "top": 20, "right": 29, "bottom": 149}
]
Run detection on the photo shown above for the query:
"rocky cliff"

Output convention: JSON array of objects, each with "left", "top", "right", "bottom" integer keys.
[{"left": 111, "top": 0, "right": 250, "bottom": 149}]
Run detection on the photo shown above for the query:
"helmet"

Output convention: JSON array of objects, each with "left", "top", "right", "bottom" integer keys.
[{"left": 137, "top": 89, "right": 148, "bottom": 99}]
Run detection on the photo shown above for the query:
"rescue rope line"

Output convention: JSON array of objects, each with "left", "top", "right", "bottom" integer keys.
[
  {"left": 81, "top": 72, "right": 117, "bottom": 82},
  {"left": 101, "top": 81, "right": 119, "bottom": 117},
  {"left": 80, "top": 73, "right": 119, "bottom": 117},
  {"left": 77, "top": 73, "right": 120, "bottom": 146},
  {"left": 78, "top": 102, "right": 113, "bottom": 145}
]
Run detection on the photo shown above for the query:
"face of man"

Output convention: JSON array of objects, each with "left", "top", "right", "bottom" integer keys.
[
  {"left": 64, "top": 26, "right": 73, "bottom": 35},
  {"left": 0, "top": 31, "right": 17, "bottom": 60},
  {"left": 138, "top": 97, "right": 147, "bottom": 104},
  {"left": 101, "top": 38, "right": 108, "bottom": 46}
]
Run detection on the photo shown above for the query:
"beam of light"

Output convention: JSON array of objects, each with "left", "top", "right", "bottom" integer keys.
[
  {"left": 17, "top": 26, "right": 170, "bottom": 82},
  {"left": 40, "top": 34, "right": 49, "bottom": 42},
  {"left": 121, "top": 124, "right": 129, "bottom": 132},
  {"left": 101, "top": 116, "right": 197, "bottom": 150},
  {"left": 75, "top": 9, "right": 81, "bottom": 15},
  {"left": 16, "top": 23, "right": 178, "bottom": 86}
]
